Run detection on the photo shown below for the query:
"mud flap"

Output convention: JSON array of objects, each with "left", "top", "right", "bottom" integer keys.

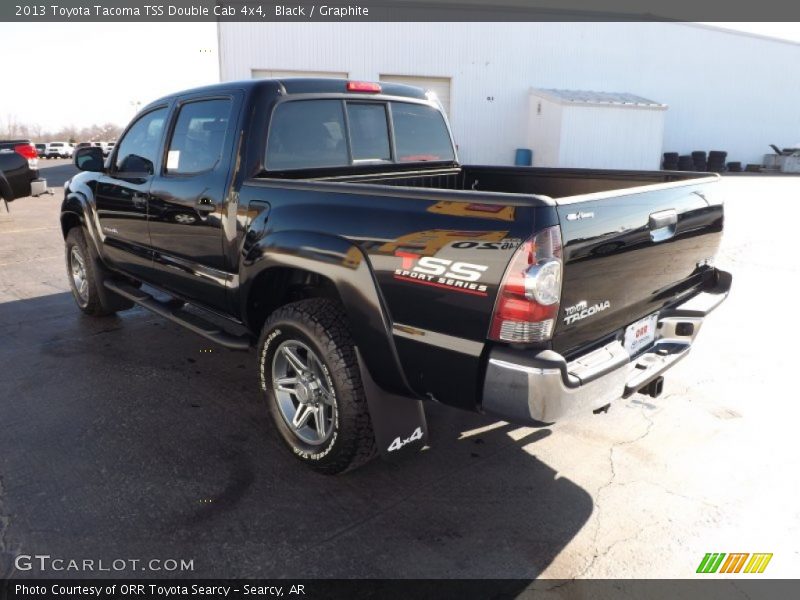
[
  {"left": 82, "top": 228, "right": 136, "bottom": 313},
  {"left": 356, "top": 348, "right": 428, "bottom": 462}
]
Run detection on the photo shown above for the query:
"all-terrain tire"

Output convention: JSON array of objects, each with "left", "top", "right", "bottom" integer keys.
[
  {"left": 257, "top": 298, "right": 377, "bottom": 474},
  {"left": 65, "top": 228, "right": 132, "bottom": 316}
]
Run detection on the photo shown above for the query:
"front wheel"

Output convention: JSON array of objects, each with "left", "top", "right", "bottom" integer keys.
[
  {"left": 258, "top": 298, "right": 377, "bottom": 474},
  {"left": 65, "top": 228, "right": 132, "bottom": 316}
]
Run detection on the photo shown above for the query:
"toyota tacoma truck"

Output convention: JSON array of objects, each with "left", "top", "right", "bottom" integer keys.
[{"left": 61, "top": 79, "right": 731, "bottom": 473}]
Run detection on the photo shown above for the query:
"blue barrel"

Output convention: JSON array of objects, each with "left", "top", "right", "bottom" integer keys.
[{"left": 514, "top": 148, "right": 533, "bottom": 166}]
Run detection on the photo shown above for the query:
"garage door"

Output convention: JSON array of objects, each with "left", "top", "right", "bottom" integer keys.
[
  {"left": 379, "top": 75, "right": 451, "bottom": 116},
  {"left": 252, "top": 69, "right": 348, "bottom": 79}
]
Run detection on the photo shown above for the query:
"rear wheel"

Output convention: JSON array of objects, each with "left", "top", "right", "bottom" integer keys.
[{"left": 257, "top": 298, "right": 377, "bottom": 474}]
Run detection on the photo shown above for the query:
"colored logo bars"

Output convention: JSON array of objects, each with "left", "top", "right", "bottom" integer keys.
[{"left": 697, "top": 553, "right": 773, "bottom": 574}]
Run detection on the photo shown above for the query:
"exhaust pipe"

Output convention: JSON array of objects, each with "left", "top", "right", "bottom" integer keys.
[{"left": 639, "top": 376, "right": 664, "bottom": 399}]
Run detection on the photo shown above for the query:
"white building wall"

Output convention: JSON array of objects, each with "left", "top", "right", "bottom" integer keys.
[
  {"left": 219, "top": 22, "right": 800, "bottom": 166},
  {"left": 557, "top": 105, "right": 666, "bottom": 170},
  {"left": 526, "top": 95, "right": 562, "bottom": 167}
]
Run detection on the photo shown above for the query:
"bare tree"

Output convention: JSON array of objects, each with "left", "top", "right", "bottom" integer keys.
[
  {"left": 3, "top": 117, "right": 124, "bottom": 142},
  {"left": 2, "top": 114, "right": 21, "bottom": 139}
]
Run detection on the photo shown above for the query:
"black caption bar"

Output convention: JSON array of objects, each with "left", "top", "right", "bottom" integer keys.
[
  {"left": 3, "top": 579, "right": 800, "bottom": 600},
  {"left": 2, "top": 0, "right": 800, "bottom": 22}
]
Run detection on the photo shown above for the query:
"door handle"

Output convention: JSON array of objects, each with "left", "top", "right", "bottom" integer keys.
[
  {"left": 196, "top": 197, "right": 215, "bottom": 213},
  {"left": 648, "top": 209, "right": 677, "bottom": 242},
  {"left": 131, "top": 193, "right": 147, "bottom": 209}
]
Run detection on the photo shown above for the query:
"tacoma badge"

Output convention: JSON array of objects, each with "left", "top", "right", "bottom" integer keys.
[{"left": 563, "top": 300, "right": 611, "bottom": 324}]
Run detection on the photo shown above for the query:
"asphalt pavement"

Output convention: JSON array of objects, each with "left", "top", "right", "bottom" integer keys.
[{"left": 0, "top": 161, "right": 798, "bottom": 584}]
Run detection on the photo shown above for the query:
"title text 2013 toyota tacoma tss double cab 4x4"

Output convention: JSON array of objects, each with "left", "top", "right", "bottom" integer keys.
[{"left": 61, "top": 79, "right": 731, "bottom": 473}]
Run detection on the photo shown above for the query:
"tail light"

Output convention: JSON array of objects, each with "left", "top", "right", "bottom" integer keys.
[
  {"left": 15, "top": 143, "right": 38, "bottom": 169},
  {"left": 489, "top": 225, "right": 563, "bottom": 343},
  {"left": 346, "top": 81, "right": 381, "bottom": 93}
]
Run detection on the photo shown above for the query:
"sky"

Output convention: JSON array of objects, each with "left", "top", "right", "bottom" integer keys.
[
  {"left": 1, "top": 21, "right": 798, "bottom": 133},
  {"left": 0, "top": 23, "right": 218, "bottom": 132}
]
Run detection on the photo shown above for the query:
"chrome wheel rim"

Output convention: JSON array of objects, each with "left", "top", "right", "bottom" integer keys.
[
  {"left": 69, "top": 246, "right": 89, "bottom": 305},
  {"left": 271, "top": 340, "right": 336, "bottom": 446}
]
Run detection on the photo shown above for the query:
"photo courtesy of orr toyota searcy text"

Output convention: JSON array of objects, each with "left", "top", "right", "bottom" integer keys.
[{"left": 13, "top": 584, "right": 297, "bottom": 597}]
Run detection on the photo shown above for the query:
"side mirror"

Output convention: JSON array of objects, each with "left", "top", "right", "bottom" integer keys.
[{"left": 74, "top": 146, "right": 105, "bottom": 172}]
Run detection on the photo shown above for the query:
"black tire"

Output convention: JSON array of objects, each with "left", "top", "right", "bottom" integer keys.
[
  {"left": 65, "top": 228, "right": 132, "bottom": 316},
  {"left": 257, "top": 298, "right": 377, "bottom": 474}
]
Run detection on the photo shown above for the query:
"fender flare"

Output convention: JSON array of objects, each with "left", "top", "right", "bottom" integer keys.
[
  {"left": 61, "top": 187, "right": 104, "bottom": 258},
  {"left": 240, "top": 229, "right": 415, "bottom": 399}
]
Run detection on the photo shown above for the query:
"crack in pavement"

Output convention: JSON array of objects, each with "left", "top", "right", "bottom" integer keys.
[
  {"left": 574, "top": 405, "right": 658, "bottom": 579},
  {"left": 625, "top": 479, "right": 721, "bottom": 511},
  {"left": 566, "top": 392, "right": 723, "bottom": 581}
]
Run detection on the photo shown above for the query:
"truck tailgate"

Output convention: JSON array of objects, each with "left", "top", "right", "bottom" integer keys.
[{"left": 552, "top": 178, "right": 723, "bottom": 356}]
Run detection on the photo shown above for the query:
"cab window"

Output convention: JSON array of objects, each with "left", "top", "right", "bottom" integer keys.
[
  {"left": 115, "top": 108, "right": 168, "bottom": 174},
  {"left": 166, "top": 99, "right": 232, "bottom": 175}
]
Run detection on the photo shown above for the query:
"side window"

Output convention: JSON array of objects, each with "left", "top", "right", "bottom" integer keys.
[
  {"left": 115, "top": 108, "right": 167, "bottom": 174},
  {"left": 346, "top": 103, "right": 390, "bottom": 162},
  {"left": 266, "top": 100, "right": 348, "bottom": 170},
  {"left": 166, "top": 99, "right": 232, "bottom": 175}
]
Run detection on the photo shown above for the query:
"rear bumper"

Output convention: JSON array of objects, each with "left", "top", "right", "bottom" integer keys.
[{"left": 481, "top": 269, "right": 731, "bottom": 425}]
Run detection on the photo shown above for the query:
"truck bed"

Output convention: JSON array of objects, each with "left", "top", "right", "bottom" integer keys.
[
  {"left": 253, "top": 164, "right": 722, "bottom": 362},
  {"left": 275, "top": 165, "right": 714, "bottom": 203}
]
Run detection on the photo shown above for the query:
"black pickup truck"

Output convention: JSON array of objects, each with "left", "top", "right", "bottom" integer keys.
[
  {"left": 61, "top": 79, "right": 731, "bottom": 473},
  {"left": 0, "top": 139, "right": 47, "bottom": 207}
]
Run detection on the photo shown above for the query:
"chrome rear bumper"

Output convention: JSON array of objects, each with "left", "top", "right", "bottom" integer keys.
[{"left": 481, "top": 269, "right": 731, "bottom": 424}]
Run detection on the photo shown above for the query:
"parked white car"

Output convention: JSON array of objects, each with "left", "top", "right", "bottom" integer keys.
[
  {"left": 93, "top": 141, "right": 116, "bottom": 157},
  {"left": 45, "top": 142, "right": 73, "bottom": 159}
]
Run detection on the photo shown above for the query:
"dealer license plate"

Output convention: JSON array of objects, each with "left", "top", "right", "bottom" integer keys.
[{"left": 624, "top": 312, "right": 658, "bottom": 356}]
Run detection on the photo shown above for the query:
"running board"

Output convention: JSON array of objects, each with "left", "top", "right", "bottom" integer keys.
[{"left": 103, "top": 280, "right": 251, "bottom": 351}]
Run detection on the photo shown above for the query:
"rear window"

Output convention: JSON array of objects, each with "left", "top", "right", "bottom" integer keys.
[
  {"left": 267, "top": 100, "right": 348, "bottom": 170},
  {"left": 266, "top": 99, "right": 453, "bottom": 171},
  {"left": 347, "top": 103, "right": 391, "bottom": 162},
  {"left": 391, "top": 103, "right": 455, "bottom": 162}
]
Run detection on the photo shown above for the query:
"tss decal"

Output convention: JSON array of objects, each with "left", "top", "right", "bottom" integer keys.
[{"left": 394, "top": 251, "right": 489, "bottom": 296}]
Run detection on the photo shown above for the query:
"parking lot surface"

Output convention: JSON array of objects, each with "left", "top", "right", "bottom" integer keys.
[{"left": 1, "top": 161, "right": 798, "bottom": 581}]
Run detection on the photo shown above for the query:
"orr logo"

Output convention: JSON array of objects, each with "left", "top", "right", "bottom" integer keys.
[
  {"left": 394, "top": 251, "right": 489, "bottom": 296},
  {"left": 696, "top": 552, "right": 773, "bottom": 574}
]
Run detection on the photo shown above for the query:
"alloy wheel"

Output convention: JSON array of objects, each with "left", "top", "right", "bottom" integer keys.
[
  {"left": 271, "top": 340, "right": 336, "bottom": 445},
  {"left": 70, "top": 245, "right": 89, "bottom": 306}
]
